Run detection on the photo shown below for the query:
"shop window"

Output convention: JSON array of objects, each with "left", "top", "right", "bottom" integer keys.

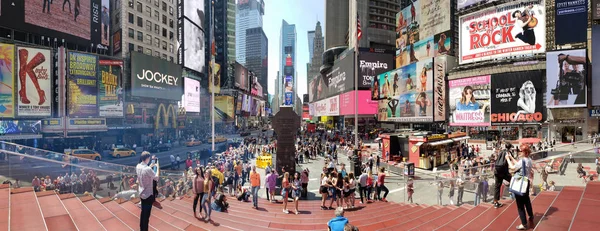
[
  {"left": 522, "top": 127, "right": 539, "bottom": 138},
  {"left": 499, "top": 127, "right": 519, "bottom": 141}
]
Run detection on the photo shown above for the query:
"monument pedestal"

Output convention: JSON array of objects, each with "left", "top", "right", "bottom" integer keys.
[{"left": 272, "top": 106, "right": 300, "bottom": 175}]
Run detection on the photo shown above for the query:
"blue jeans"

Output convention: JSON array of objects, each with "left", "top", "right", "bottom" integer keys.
[
  {"left": 201, "top": 193, "right": 211, "bottom": 219},
  {"left": 474, "top": 192, "right": 481, "bottom": 206},
  {"left": 252, "top": 186, "right": 260, "bottom": 207}
]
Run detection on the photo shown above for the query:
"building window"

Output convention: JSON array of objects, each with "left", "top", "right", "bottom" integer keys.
[
  {"left": 162, "top": 28, "right": 167, "bottom": 37},
  {"left": 169, "top": 56, "right": 174, "bottom": 62},
  {"left": 146, "top": 34, "right": 152, "bottom": 45},
  {"left": 162, "top": 15, "right": 167, "bottom": 24},
  {"left": 146, "top": 20, "right": 152, "bottom": 31},
  {"left": 154, "top": 38, "right": 160, "bottom": 48},
  {"left": 162, "top": 54, "right": 167, "bottom": 60},
  {"left": 137, "top": 16, "right": 143, "bottom": 27},
  {"left": 169, "top": 6, "right": 173, "bottom": 16},
  {"left": 128, "top": 28, "right": 134, "bottom": 38},
  {"left": 154, "top": 51, "right": 160, "bottom": 57},
  {"left": 129, "top": 43, "right": 135, "bottom": 52},
  {"left": 129, "top": 0, "right": 134, "bottom": 8},
  {"left": 169, "top": 44, "right": 174, "bottom": 53},
  {"left": 169, "top": 31, "right": 173, "bottom": 41},
  {"left": 146, "top": 6, "right": 151, "bottom": 16},
  {"left": 154, "top": 10, "right": 159, "bottom": 20},
  {"left": 136, "top": 1, "right": 142, "bottom": 12},
  {"left": 137, "top": 45, "right": 144, "bottom": 53},
  {"left": 137, "top": 31, "right": 143, "bottom": 41},
  {"left": 145, "top": 48, "right": 152, "bottom": 55},
  {"left": 169, "top": 19, "right": 173, "bottom": 28},
  {"left": 128, "top": 13, "right": 134, "bottom": 23},
  {"left": 162, "top": 1, "right": 167, "bottom": 11},
  {"left": 162, "top": 41, "right": 167, "bottom": 50},
  {"left": 154, "top": 25, "right": 160, "bottom": 34}
]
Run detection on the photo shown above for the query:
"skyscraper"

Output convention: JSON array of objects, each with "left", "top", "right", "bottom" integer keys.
[
  {"left": 349, "top": 0, "right": 399, "bottom": 49},
  {"left": 307, "top": 30, "right": 316, "bottom": 63},
  {"left": 279, "top": 20, "right": 297, "bottom": 109},
  {"left": 227, "top": 0, "right": 236, "bottom": 69},
  {"left": 205, "top": 0, "right": 231, "bottom": 89},
  {"left": 235, "top": 0, "right": 265, "bottom": 65},
  {"left": 245, "top": 27, "right": 268, "bottom": 98},
  {"left": 307, "top": 21, "right": 324, "bottom": 102},
  {"left": 325, "top": 0, "right": 349, "bottom": 49}
]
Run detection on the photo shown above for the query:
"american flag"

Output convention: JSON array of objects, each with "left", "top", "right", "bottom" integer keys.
[{"left": 357, "top": 13, "right": 362, "bottom": 42}]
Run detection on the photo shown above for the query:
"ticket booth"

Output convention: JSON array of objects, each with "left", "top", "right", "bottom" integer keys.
[{"left": 408, "top": 134, "right": 454, "bottom": 169}]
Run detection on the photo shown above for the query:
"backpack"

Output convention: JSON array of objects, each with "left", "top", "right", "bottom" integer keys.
[{"left": 494, "top": 150, "right": 509, "bottom": 176}]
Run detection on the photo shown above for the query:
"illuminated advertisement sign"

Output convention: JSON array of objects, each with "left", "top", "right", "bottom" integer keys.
[
  {"left": 491, "top": 71, "right": 546, "bottom": 125},
  {"left": 68, "top": 52, "right": 98, "bottom": 117},
  {"left": 448, "top": 75, "right": 491, "bottom": 126},
  {"left": 131, "top": 52, "right": 183, "bottom": 100},
  {"left": 98, "top": 59, "right": 124, "bottom": 117},
  {"left": 16, "top": 46, "right": 52, "bottom": 117},
  {"left": 0, "top": 43, "right": 15, "bottom": 118},
  {"left": 459, "top": 0, "right": 546, "bottom": 64},
  {"left": 184, "top": 78, "right": 200, "bottom": 112}
]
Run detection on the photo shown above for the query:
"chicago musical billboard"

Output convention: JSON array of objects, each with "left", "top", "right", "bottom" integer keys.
[{"left": 491, "top": 71, "right": 546, "bottom": 125}]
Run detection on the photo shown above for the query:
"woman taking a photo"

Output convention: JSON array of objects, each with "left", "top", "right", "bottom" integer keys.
[
  {"left": 192, "top": 167, "right": 205, "bottom": 218},
  {"left": 506, "top": 144, "right": 535, "bottom": 230}
]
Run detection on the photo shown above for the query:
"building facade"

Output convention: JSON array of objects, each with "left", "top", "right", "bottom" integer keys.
[
  {"left": 227, "top": 0, "right": 236, "bottom": 74},
  {"left": 206, "top": 0, "right": 231, "bottom": 89},
  {"left": 279, "top": 20, "right": 297, "bottom": 107},
  {"left": 245, "top": 27, "right": 268, "bottom": 98},
  {"left": 307, "top": 21, "right": 324, "bottom": 97},
  {"left": 324, "top": 0, "right": 350, "bottom": 49},
  {"left": 235, "top": 0, "right": 264, "bottom": 65},
  {"left": 348, "top": 0, "right": 399, "bottom": 50}
]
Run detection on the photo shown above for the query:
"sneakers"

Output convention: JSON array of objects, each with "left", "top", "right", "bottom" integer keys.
[
  {"left": 283, "top": 209, "right": 289, "bottom": 214},
  {"left": 516, "top": 224, "right": 526, "bottom": 230},
  {"left": 494, "top": 202, "right": 503, "bottom": 208}
]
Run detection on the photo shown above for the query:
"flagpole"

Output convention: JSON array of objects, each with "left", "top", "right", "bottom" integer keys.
[
  {"left": 211, "top": 0, "right": 215, "bottom": 152},
  {"left": 354, "top": 7, "right": 359, "bottom": 155}
]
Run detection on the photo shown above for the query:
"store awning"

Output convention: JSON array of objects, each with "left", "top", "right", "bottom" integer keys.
[
  {"left": 415, "top": 142, "right": 424, "bottom": 147},
  {"left": 451, "top": 136, "right": 471, "bottom": 142},
  {"left": 429, "top": 139, "right": 453, "bottom": 146}
]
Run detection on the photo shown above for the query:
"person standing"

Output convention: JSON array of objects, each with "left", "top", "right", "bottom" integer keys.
[
  {"left": 250, "top": 166, "right": 261, "bottom": 209},
  {"left": 43, "top": 0, "right": 52, "bottom": 14},
  {"left": 456, "top": 176, "right": 465, "bottom": 205},
  {"left": 192, "top": 167, "right": 205, "bottom": 218},
  {"left": 63, "top": 0, "right": 71, "bottom": 13},
  {"left": 201, "top": 170, "right": 213, "bottom": 221},
  {"left": 493, "top": 142, "right": 512, "bottom": 208},
  {"left": 358, "top": 170, "right": 368, "bottom": 204},
  {"left": 136, "top": 152, "right": 159, "bottom": 231},
  {"left": 506, "top": 144, "right": 535, "bottom": 230},
  {"left": 281, "top": 172, "right": 291, "bottom": 214},
  {"left": 74, "top": 0, "right": 81, "bottom": 21},
  {"left": 376, "top": 167, "right": 389, "bottom": 202}
]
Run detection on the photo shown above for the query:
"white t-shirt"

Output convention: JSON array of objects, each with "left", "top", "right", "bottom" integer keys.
[{"left": 514, "top": 157, "right": 534, "bottom": 178}]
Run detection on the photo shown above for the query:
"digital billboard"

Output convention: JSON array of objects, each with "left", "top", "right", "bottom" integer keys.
[
  {"left": 555, "top": 0, "right": 588, "bottom": 45},
  {"left": 16, "top": 46, "right": 52, "bottom": 117},
  {"left": 184, "top": 78, "right": 200, "bottom": 112},
  {"left": 68, "top": 52, "right": 98, "bottom": 117},
  {"left": 208, "top": 61, "right": 221, "bottom": 94},
  {"left": 459, "top": 0, "right": 546, "bottom": 64},
  {"left": 131, "top": 52, "right": 183, "bottom": 101},
  {"left": 183, "top": 18, "right": 206, "bottom": 74},
  {"left": 546, "top": 49, "right": 587, "bottom": 108},
  {"left": 214, "top": 95, "right": 234, "bottom": 122},
  {"left": 433, "top": 56, "right": 447, "bottom": 122},
  {"left": 448, "top": 75, "right": 491, "bottom": 126},
  {"left": 339, "top": 91, "right": 378, "bottom": 116},
  {"left": 322, "top": 50, "right": 354, "bottom": 99},
  {"left": 0, "top": 120, "right": 41, "bottom": 135},
  {"left": 0, "top": 43, "right": 15, "bottom": 118},
  {"left": 100, "top": 0, "right": 110, "bottom": 47},
  {"left": 234, "top": 62, "right": 248, "bottom": 90},
  {"left": 457, "top": 0, "right": 499, "bottom": 11},
  {"left": 358, "top": 51, "right": 394, "bottom": 89},
  {"left": 592, "top": 25, "right": 600, "bottom": 106},
  {"left": 491, "top": 71, "right": 546, "bottom": 125},
  {"left": 183, "top": 0, "right": 205, "bottom": 30},
  {"left": 250, "top": 71, "right": 264, "bottom": 97},
  {"left": 98, "top": 59, "right": 124, "bottom": 117}
]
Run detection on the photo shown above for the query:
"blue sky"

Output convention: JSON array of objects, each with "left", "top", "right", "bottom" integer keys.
[{"left": 261, "top": 0, "right": 325, "bottom": 98}]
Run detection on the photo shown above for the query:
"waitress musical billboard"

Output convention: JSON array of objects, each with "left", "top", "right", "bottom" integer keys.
[
  {"left": 448, "top": 75, "right": 491, "bottom": 126},
  {"left": 491, "top": 71, "right": 546, "bottom": 125},
  {"left": 459, "top": 0, "right": 546, "bottom": 64}
]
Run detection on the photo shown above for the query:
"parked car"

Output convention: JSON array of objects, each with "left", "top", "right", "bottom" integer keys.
[
  {"left": 185, "top": 139, "right": 202, "bottom": 147},
  {"left": 148, "top": 144, "right": 171, "bottom": 153},
  {"left": 207, "top": 136, "right": 227, "bottom": 143},
  {"left": 110, "top": 148, "right": 136, "bottom": 158},
  {"left": 64, "top": 149, "right": 102, "bottom": 162}
]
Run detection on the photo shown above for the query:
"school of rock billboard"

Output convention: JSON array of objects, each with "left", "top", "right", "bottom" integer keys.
[
  {"left": 459, "top": 0, "right": 546, "bottom": 65},
  {"left": 546, "top": 49, "right": 587, "bottom": 108},
  {"left": 16, "top": 46, "right": 52, "bottom": 117},
  {"left": 448, "top": 75, "right": 491, "bottom": 126},
  {"left": 491, "top": 71, "right": 546, "bottom": 125}
]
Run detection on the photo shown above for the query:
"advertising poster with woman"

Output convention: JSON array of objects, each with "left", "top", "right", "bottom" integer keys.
[
  {"left": 0, "top": 43, "right": 14, "bottom": 118},
  {"left": 546, "top": 49, "right": 587, "bottom": 108},
  {"left": 448, "top": 75, "right": 491, "bottom": 126},
  {"left": 384, "top": 59, "right": 433, "bottom": 122},
  {"left": 17, "top": 46, "right": 52, "bottom": 117},
  {"left": 491, "top": 71, "right": 545, "bottom": 125}
]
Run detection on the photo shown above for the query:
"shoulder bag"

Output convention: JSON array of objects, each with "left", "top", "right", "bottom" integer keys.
[{"left": 509, "top": 159, "right": 529, "bottom": 196}]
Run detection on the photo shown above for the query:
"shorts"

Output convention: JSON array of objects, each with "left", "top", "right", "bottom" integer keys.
[
  {"left": 344, "top": 189, "right": 355, "bottom": 198},
  {"left": 319, "top": 186, "right": 328, "bottom": 194},
  {"left": 292, "top": 189, "right": 301, "bottom": 198},
  {"left": 328, "top": 188, "right": 337, "bottom": 200},
  {"left": 281, "top": 188, "right": 289, "bottom": 197}
]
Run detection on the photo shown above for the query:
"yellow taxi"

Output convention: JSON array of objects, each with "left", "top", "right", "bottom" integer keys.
[
  {"left": 208, "top": 136, "right": 227, "bottom": 143},
  {"left": 110, "top": 148, "right": 136, "bottom": 158},
  {"left": 185, "top": 139, "right": 202, "bottom": 147},
  {"left": 64, "top": 149, "right": 102, "bottom": 162}
]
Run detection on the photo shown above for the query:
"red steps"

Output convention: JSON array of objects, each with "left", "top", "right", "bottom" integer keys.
[
  {"left": 9, "top": 187, "right": 46, "bottom": 231},
  {"left": 434, "top": 204, "right": 492, "bottom": 231},
  {"left": 0, "top": 185, "right": 10, "bottom": 231},
  {"left": 385, "top": 206, "right": 455, "bottom": 231},
  {"left": 483, "top": 191, "right": 559, "bottom": 231},
  {"left": 36, "top": 191, "right": 78, "bottom": 231},
  {"left": 79, "top": 196, "right": 135, "bottom": 231},
  {"left": 534, "top": 186, "right": 585, "bottom": 231},
  {"left": 156, "top": 198, "right": 238, "bottom": 231},
  {"left": 410, "top": 206, "right": 470, "bottom": 230},
  {"left": 59, "top": 194, "right": 106, "bottom": 231},
  {"left": 459, "top": 201, "right": 511, "bottom": 231},
  {"left": 569, "top": 181, "right": 600, "bottom": 230},
  {"left": 357, "top": 205, "right": 434, "bottom": 230}
]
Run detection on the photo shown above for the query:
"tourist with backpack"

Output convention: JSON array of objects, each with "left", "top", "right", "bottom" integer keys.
[{"left": 493, "top": 142, "right": 513, "bottom": 208}]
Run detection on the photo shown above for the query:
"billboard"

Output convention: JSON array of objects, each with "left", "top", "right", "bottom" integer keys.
[
  {"left": 459, "top": 0, "right": 546, "bottom": 65},
  {"left": 184, "top": 78, "right": 200, "bottom": 113},
  {"left": 313, "top": 95, "right": 339, "bottom": 117},
  {"left": 183, "top": 0, "right": 205, "bottom": 30},
  {"left": 68, "top": 52, "right": 98, "bottom": 117},
  {"left": 555, "top": 0, "right": 588, "bottom": 45},
  {"left": 98, "top": 59, "right": 124, "bottom": 117},
  {"left": 0, "top": 120, "right": 41, "bottom": 135},
  {"left": 208, "top": 61, "right": 221, "bottom": 94},
  {"left": 0, "top": 43, "right": 15, "bottom": 118},
  {"left": 381, "top": 59, "right": 433, "bottom": 122},
  {"left": 183, "top": 18, "right": 206, "bottom": 74},
  {"left": 131, "top": 52, "right": 183, "bottom": 101},
  {"left": 250, "top": 71, "right": 264, "bottom": 97},
  {"left": 339, "top": 91, "right": 378, "bottom": 116},
  {"left": 448, "top": 75, "right": 491, "bottom": 126},
  {"left": 16, "top": 46, "right": 52, "bottom": 117},
  {"left": 594, "top": 0, "right": 600, "bottom": 20},
  {"left": 396, "top": 0, "right": 451, "bottom": 40},
  {"left": 214, "top": 96, "right": 234, "bottom": 121},
  {"left": 112, "top": 30, "right": 122, "bottom": 54},
  {"left": 358, "top": 51, "right": 394, "bottom": 89},
  {"left": 457, "top": 0, "right": 499, "bottom": 11},
  {"left": 323, "top": 51, "right": 354, "bottom": 99},
  {"left": 234, "top": 62, "right": 248, "bottom": 90},
  {"left": 491, "top": 71, "right": 546, "bottom": 125},
  {"left": 433, "top": 56, "right": 447, "bottom": 122},
  {"left": 546, "top": 49, "right": 587, "bottom": 108},
  {"left": 285, "top": 92, "right": 294, "bottom": 105},
  {"left": 100, "top": 0, "right": 110, "bottom": 47},
  {"left": 593, "top": 25, "right": 600, "bottom": 106},
  {"left": 309, "top": 74, "right": 326, "bottom": 102}
]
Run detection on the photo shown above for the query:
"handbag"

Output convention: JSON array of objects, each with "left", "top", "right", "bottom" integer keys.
[{"left": 509, "top": 159, "right": 529, "bottom": 196}]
